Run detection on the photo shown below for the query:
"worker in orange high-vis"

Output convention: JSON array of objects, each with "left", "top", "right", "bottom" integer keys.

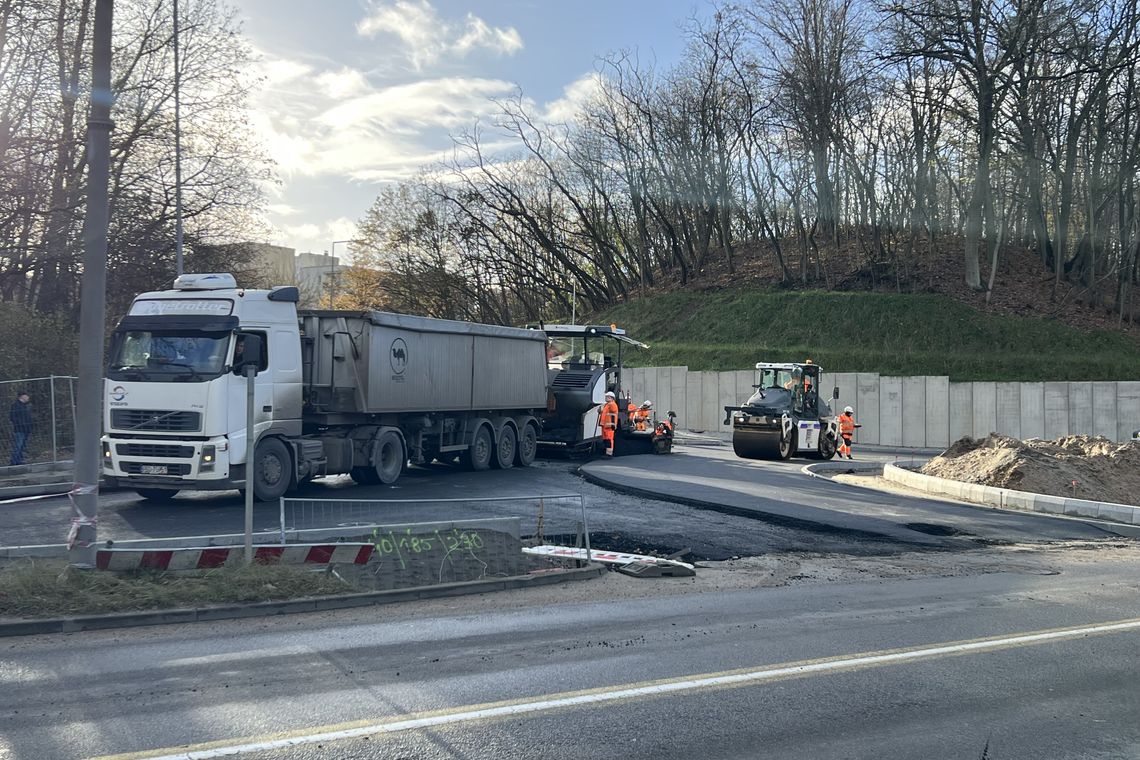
[
  {"left": 600, "top": 391, "right": 620, "bottom": 456},
  {"left": 633, "top": 400, "right": 653, "bottom": 431},
  {"left": 838, "top": 405, "right": 861, "bottom": 459}
]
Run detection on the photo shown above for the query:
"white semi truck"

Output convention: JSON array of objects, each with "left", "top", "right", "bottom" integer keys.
[{"left": 102, "top": 274, "right": 549, "bottom": 501}]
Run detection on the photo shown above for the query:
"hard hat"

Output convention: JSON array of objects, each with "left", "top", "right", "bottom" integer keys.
[
  {"left": 844, "top": 406, "right": 854, "bottom": 414},
  {"left": 605, "top": 391, "right": 615, "bottom": 399},
  {"left": 642, "top": 400, "right": 652, "bottom": 408}
]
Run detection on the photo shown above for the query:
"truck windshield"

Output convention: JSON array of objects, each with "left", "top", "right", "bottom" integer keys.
[{"left": 108, "top": 330, "right": 231, "bottom": 382}]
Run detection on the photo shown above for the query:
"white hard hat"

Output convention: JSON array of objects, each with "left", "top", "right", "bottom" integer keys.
[
  {"left": 642, "top": 400, "right": 652, "bottom": 408},
  {"left": 605, "top": 391, "right": 615, "bottom": 398},
  {"left": 844, "top": 406, "right": 854, "bottom": 414}
]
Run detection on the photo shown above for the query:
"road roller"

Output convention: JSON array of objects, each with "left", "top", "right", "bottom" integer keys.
[{"left": 723, "top": 361, "right": 840, "bottom": 461}]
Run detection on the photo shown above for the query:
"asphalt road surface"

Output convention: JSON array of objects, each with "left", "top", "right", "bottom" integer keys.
[{"left": 4, "top": 550, "right": 1140, "bottom": 759}]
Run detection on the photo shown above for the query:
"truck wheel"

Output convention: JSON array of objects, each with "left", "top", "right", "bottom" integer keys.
[
  {"left": 372, "top": 430, "right": 405, "bottom": 485},
  {"left": 135, "top": 488, "right": 179, "bottom": 502},
  {"left": 463, "top": 425, "right": 493, "bottom": 471},
  {"left": 253, "top": 438, "right": 292, "bottom": 501},
  {"left": 350, "top": 467, "right": 379, "bottom": 485},
  {"left": 493, "top": 425, "right": 516, "bottom": 469},
  {"left": 515, "top": 423, "right": 538, "bottom": 467}
]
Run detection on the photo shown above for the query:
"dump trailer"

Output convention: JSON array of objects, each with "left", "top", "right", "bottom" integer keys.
[
  {"left": 531, "top": 324, "right": 652, "bottom": 454},
  {"left": 724, "top": 362, "right": 839, "bottom": 461},
  {"left": 102, "top": 274, "right": 548, "bottom": 501}
]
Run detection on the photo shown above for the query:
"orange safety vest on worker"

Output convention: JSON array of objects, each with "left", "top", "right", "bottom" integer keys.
[
  {"left": 633, "top": 407, "right": 652, "bottom": 431},
  {"left": 838, "top": 410, "right": 859, "bottom": 459},
  {"left": 601, "top": 397, "right": 620, "bottom": 438}
]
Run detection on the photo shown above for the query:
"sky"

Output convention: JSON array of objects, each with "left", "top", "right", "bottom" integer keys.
[{"left": 237, "top": 0, "right": 702, "bottom": 260}]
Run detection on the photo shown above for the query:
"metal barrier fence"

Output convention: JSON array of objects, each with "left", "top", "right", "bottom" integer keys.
[
  {"left": 277, "top": 493, "right": 591, "bottom": 560},
  {"left": 0, "top": 376, "right": 77, "bottom": 467}
]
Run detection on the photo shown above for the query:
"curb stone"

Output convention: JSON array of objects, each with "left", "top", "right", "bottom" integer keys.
[{"left": 0, "top": 563, "right": 605, "bottom": 637}]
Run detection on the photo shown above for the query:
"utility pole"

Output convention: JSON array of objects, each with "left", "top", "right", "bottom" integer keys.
[
  {"left": 70, "top": 0, "right": 114, "bottom": 567},
  {"left": 173, "top": 0, "right": 184, "bottom": 275},
  {"left": 329, "top": 239, "right": 351, "bottom": 307}
]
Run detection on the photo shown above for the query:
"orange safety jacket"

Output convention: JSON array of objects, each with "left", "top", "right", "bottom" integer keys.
[
  {"left": 839, "top": 414, "right": 856, "bottom": 437},
  {"left": 601, "top": 400, "right": 620, "bottom": 430}
]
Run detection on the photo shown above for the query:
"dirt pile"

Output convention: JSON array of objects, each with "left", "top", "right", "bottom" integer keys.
[{"left": 921, "top": 434, "right": 1140, "bottom": 506}]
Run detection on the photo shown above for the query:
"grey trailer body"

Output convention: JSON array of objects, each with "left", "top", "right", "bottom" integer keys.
[{"left": 300, "top": 311, "right": 548, "bottom": 416}]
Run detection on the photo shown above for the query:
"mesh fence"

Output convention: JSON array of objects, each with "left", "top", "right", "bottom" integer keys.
[
  {"left": 0, "top": 376, "right": 76, "bottom": 468},
  {"left": 277, "top": 493, "right": 591, "bottom": 553}
]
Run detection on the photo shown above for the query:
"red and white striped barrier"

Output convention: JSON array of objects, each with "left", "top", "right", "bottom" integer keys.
[{"left": 95, "top": 543, "right": 375, "bottom": 571}]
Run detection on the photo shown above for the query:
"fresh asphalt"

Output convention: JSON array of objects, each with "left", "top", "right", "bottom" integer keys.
[{"left": 581, "top": 445, "right": 1120, "bottom": 546}]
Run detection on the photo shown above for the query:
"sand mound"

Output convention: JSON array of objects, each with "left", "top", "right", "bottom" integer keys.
[{"left": 921, "top": 434, "right": 1140, "bottom": 506}]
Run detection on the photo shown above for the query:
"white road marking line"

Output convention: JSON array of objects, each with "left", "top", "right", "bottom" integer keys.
[{"left": 96, "top": 616, "right": 1140, "bottom": 760}]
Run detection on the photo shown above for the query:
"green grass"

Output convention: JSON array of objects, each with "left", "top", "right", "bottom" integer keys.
[
  {"left": 0, "top": 560, "right": 356, "bottom": 619},
  {"left": 599, "top": 290, "right": 1140, "bottom": 381}
]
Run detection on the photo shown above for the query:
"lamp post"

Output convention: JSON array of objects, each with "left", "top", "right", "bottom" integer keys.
[
  {"left": 328, "top": 239, "right": 351, "bottom": 307},
  {"left": 173, "top": 0, "right": 183, "bottom": 276},
  {"left": 70, "top": 0, "right": 114, "bottom": 567}
]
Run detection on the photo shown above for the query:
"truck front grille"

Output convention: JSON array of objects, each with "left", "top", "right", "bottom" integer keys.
[
  {"left": 116, "top": 443, "right": 195, "bottom": 458},
  {"left": 111, "top": 409, "right": 201, "bottom": 432}
]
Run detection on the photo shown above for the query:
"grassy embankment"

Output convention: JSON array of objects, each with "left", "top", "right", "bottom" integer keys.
[{"left": 600, "top": 290, "right": 1140, "bottom": 381}]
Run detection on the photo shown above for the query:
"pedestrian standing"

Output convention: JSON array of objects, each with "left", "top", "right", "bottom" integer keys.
[
  {"left": 600, "top": 391, "right": 620, "bottom": 456},
  {"left": 9, "top": 390, "right": 33, "bottom": 466}
]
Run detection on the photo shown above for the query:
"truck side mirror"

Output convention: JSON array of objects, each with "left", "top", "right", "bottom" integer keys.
[
  {"left": 832, "top": 386, "right": 840, "bottom": 400},
  {"left": 234, "top": 334, "right": 263, "bottom": 376}
]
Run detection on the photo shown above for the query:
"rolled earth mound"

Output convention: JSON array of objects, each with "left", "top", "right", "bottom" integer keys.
[{"left": 921, "top": 434, "right": 1140, "bottom": 507}]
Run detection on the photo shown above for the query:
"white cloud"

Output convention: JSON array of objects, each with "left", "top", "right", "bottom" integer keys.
[
  {"left": 356, "top": 0, "right": 523, "bottom": 70},
  {"left": 542, "top": 72, "right": 603, "bottom": 124},
  {"left": 266, "top": 202, "right": 299, "bottom": 216}
]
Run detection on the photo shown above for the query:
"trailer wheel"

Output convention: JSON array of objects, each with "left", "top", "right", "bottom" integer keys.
[
  {"left": 515, "top": 423, "right": 538, "bottom": 467},
  {"left": 372, "top": 430, "right": 405, "bottom": 485},
  {"left": 492, "top": 425, "right": 517, "bottom": 469},
  {"left": 135, "top": 488, "right": 179, "bottom": 502},
  {"left": 253, "top": 438, "right": 291, "bottom": 502},
  {"left": 463, "top": 425, "right": 493, "bottom": 471}
]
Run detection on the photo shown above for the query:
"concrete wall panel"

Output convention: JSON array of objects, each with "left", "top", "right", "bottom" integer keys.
[
  {"left": 1019, "top": 382, "right": 1045, "bottom": 440},
  {"left": 996, "top": 383, "right": 1021, "bottom": 439},
  {"left": 1092, "top": 381, "right": 1117, "bottom": 439},
  {"left": 700, "top": 371, "right": 720, "bottom": 431},
  {"left": 736, "top": 370, "right": 755, "bottom": 409},
  {"left": 856, "top": 373, "right": 880, "bottom": 444},
  {"left": 880, "top": 377, "right": 903, "bottom": 446},
  {"left": 1068, "top": 382, "right": 1093, "bottom": 435},
  {"left": 1044, "top": 382, "right": 1069, "bottom": 439},
  {"left": 902, "top": 376, "right": 926, "bottom": 448},
  {"left": 949, "top": 383, "right": 972, "bottom": 442},
  {"left": 925, "top": 376, "right": 950, "bottom": 448},
  {"left": 971, "top": 382, "right": 997, "bottom": 439},
  {"left": 626, "top": 368, "right": 647, "bottom": 408},
  {"left": 1116, "top": 381, "right": 1140, "bottom": 442},
  {"left": 832, "top": 373, "right": 859, "bottom": 417},
  {"left": 666, "top": 368, "right": 686, "bottom": 432},
  {"left": 718, "top": 372, "right": 738, "bottom": 432}
]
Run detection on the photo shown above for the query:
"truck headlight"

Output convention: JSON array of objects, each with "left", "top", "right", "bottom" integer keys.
[
  {"left": 200, "top": 444, "right": 216, "bottom": 472},
  {"left": 102, "top": 441, "right": 112, "bottom": 461}
]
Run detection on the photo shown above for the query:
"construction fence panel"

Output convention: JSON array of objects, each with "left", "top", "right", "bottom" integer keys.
[{"left": 0, "top": 376, "right": 77, "bottom": 468}]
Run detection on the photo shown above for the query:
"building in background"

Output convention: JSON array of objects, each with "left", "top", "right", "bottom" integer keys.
[{"left": 295, "top": 251, "right": 345, "bottom": 307}]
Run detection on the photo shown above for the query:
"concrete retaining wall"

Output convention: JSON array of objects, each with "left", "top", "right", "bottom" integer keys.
[{"left": 626, "top": 366, "right": 1140, "bottom": 445}]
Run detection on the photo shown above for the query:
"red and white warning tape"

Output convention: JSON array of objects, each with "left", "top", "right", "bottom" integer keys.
[{"left": 95, "top": 543, "right": 375, "bottom": 571}]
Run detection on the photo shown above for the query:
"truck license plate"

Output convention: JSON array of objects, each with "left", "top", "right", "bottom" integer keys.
[{"left": 140, "top": 465, "right": 168, "bottom": 475}]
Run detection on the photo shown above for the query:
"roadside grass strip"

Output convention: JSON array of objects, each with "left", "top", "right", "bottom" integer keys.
[{"left": 93, "top": 615, "right": 1140, "bottom": 760}]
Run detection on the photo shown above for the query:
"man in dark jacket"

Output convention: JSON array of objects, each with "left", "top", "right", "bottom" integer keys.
[{"left": 9, "top": 391, "right": 32, "bottom": 465}]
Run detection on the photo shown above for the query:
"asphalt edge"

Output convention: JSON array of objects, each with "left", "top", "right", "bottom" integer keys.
[
  {"left": 578, "top": 462, "right": 934, "bottom": 547},
  {"left": 0, "top": 563, "right": 606, "bottom": 638}
]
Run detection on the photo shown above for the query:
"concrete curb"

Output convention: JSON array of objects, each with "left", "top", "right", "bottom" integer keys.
[
  {"left": 882, "top": 463, "right": 1140, "bottom": 527},
  {"left": 0, "top": 563, "right": 606, "bottom": 637},
  {"left": 0, "top": 481, "right": 73, "bottom": 500}
]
